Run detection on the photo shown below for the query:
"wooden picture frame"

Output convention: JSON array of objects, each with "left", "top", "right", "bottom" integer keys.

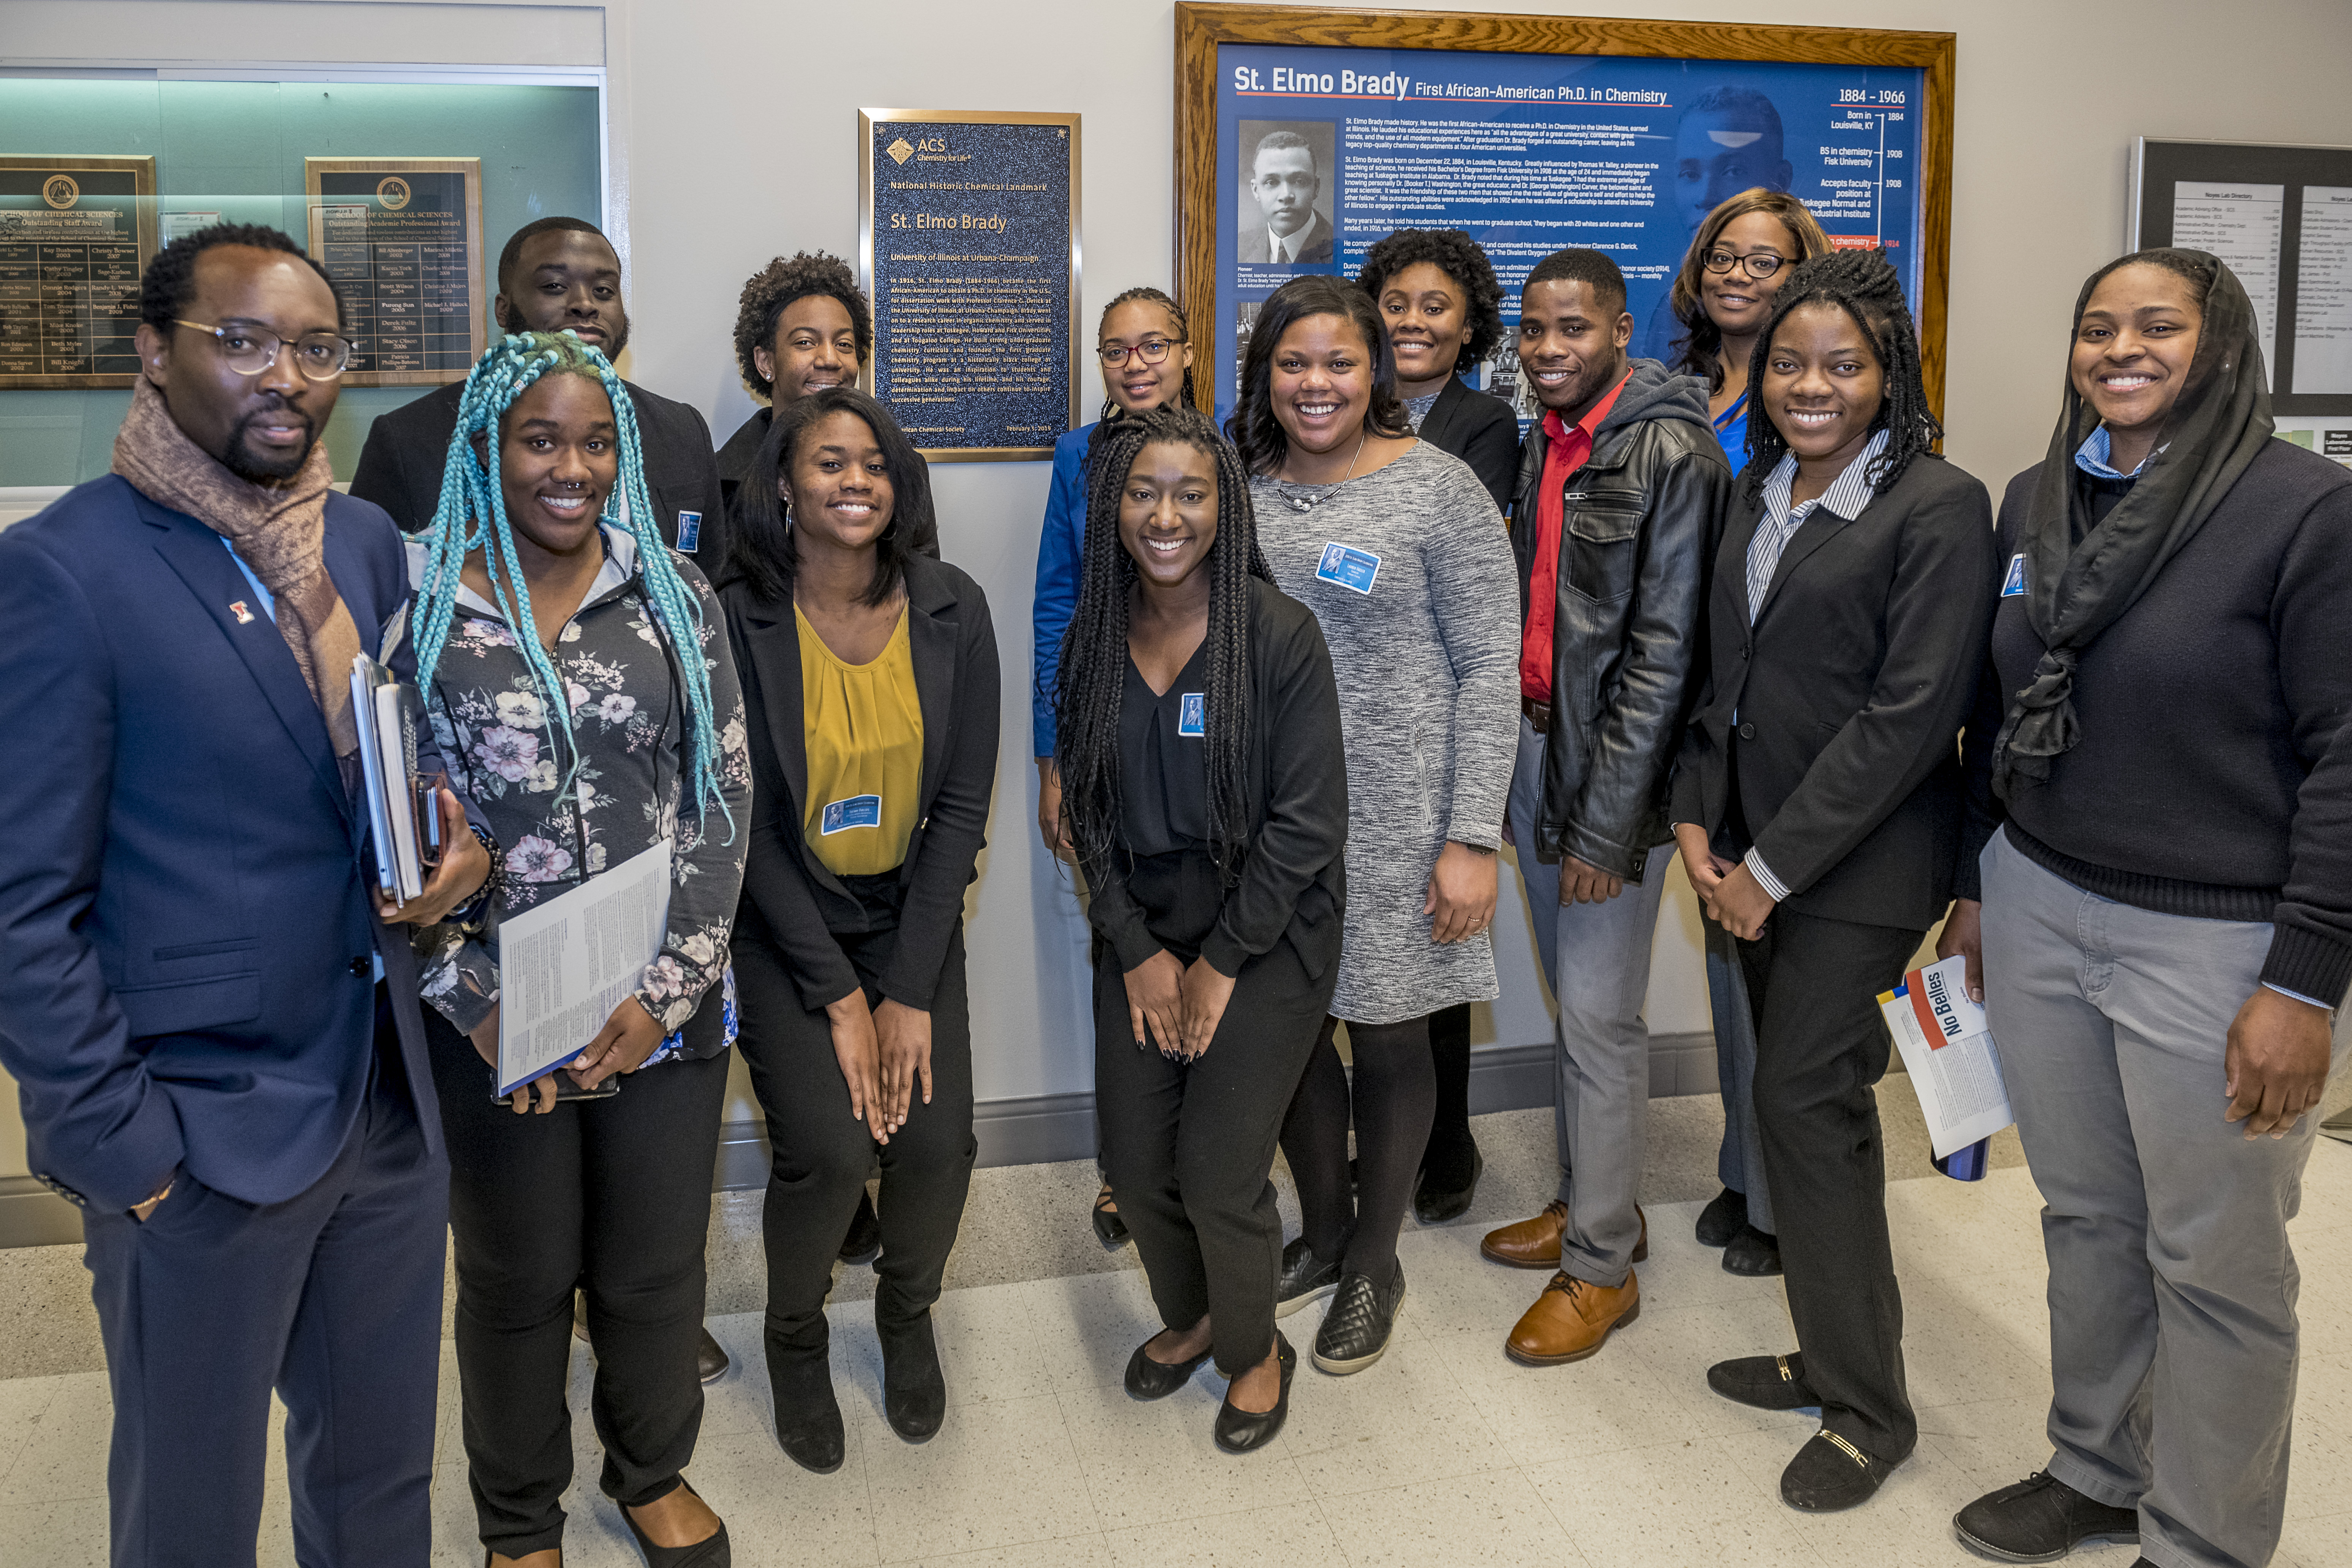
[
  {"left": 303, "top": 156, "right": 487, "bottom": 387},
  {"left": 1173, "top": 4, "right": 1956, "bottom": 414},
  {"left": 0, "top": 153, "right": 158, "bottom": 389}
]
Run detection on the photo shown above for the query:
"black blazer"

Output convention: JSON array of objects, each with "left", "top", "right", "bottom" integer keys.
[
  {"left": 722, "top": 553, "right": 999, "bottom": 1012},
  {"left": 351, "top": 376, "right": 730, "bottom": 569},
  {"left": 1670, "top": 453, "right": 1996, "bottom": 932},
  {"left": 1417, "top": 374, "right": 1519, "bottom": 515},
  {"left": 1089, "top": 578, "right": 1349, "bottom": 981}
]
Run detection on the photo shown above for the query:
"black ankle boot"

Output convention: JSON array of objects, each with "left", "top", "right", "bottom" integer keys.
[
  {"left": 879, "top": 1312, "right": 947, "bottom": 1442},
  {"left": 767, "top": 1340, "right": 844, "bottom": 1473}
]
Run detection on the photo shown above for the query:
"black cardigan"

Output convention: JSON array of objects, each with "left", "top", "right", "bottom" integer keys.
[
  {"left": 1671, "top": 454, "right": 1997, "bottom": 933},
  {"left": 1416, "top": 373, "right": 1520, "bottom": 515},
  {"left": 722, "top": 553, "right": 1000, "bottom": 1012},
  {"left": 1088, "top": 578, "right": 1350, "bottom": 980}
]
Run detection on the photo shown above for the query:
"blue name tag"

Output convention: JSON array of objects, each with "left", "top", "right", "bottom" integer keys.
[
  {"left": 2001, "top": 553, "right": 2026, "bottom": 598},
  {"left": 1314, "top": 542, "right": 1382, "bottom": 594},
  {"left": 675, "top": 511, "right": 703, "bottom": 553},
  {"left": 820, "top": 794, "right": 881, "bottom": 834},
  {"left": 1178, "top": 693, "right": 1206, "bottom": 737}
]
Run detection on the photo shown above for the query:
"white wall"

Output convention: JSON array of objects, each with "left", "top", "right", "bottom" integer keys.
[{"left": 6, "top": 0, "right": 2352, "bottom": 1153}]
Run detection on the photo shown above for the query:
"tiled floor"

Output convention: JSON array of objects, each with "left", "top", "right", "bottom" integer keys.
[{"left": 5, "top": 1119, "right": 2350, "bottom": 1566}]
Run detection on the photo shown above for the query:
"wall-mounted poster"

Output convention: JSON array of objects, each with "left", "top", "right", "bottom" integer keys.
[
  {"left": 0, "top": 154, "right": 156, "bottom": 388},
  {"left": 303, "top": 157, "right": 487, "bottom": 386},
  {"left": 1176, "top": 6, "right": 1954, "bottom": 422},
  {"left": 860, "top": 109, "right": 1081, "bottom": 461}
]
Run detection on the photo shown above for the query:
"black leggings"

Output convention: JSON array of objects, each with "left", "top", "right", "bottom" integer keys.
[
  {"left": 1421, "top": 1002, "right": 1476, "bottom": 1184},
  {"left": 1280, "top": 1012, "right": 1437, "bottom": 1285}
]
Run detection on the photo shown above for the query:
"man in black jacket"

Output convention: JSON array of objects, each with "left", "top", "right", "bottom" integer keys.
[
  {"left": 350, "top": 217, "right": 726, "bottom": 569},
  {"left": 1477, "top": 249, "right": 1732, "bottom": 1365}
]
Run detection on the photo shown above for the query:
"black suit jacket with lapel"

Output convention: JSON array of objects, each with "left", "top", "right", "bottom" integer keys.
[
  {"left": 1416, "top": 375, "right": 1520, "bottom": 515},
  {"left": 722, "top": 553, "right": 1001, "bottom": 1012},
  {"left": 1670, "top": 453, "right": 1998, "bottom": 932},
  {"left": 350, "top": 375, "right": 730, "bottom": 570}
]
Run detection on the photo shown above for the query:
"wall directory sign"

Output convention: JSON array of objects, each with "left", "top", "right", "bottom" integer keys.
[
  {"left": 860, "top": 109, "right": 1081, "bottom": 461},
  {"left": 0, "top": 155, "right": 156, "bottom": 388},
  {"left": 303, "top": 157, "right": 487, "bottom": 386},
  {"left": 1174, "top": 6, "right": 1954, "bottom": 422}
]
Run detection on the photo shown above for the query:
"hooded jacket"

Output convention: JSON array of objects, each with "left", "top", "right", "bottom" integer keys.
[{"left": 1509, "top": 357, "right": 1732, "bottom": 879}]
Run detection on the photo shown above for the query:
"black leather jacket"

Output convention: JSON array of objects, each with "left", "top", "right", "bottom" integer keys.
[{"left": 1509, "top": 360, "right": 1732, "bottom": 880}]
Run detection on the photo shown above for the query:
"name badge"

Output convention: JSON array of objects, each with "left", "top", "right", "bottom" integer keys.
[
  {"left": 1178, "top": 693, "right": 1206, "bottom": 737},
  {"left": 2000, "top": 553, "right": 2026, "bottom": 598},
  {"left": 1315, "top": 542, "right": 1381, "bottom": 595},
  {"left": 820, "top": 794, "right": 881, "bottom": 835},
  {"left": 675, "top": 511, "right": 703, "bottom": 553}
]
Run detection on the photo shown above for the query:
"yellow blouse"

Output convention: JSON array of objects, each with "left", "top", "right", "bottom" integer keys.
[{"left": 798, "top": 604, "right": 924, "bottom": 877}]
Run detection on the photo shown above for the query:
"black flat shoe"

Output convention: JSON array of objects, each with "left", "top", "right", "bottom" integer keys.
[
  {"left": 768, "top": 1343, "right": 845, "bottom": 1473},
  {"left": 1953, "top": 1471, "right": 2141, "bottom": 1562},
  {"left": 1707, "top": 1352, "right": 1820, "bottom": 1411},
  {"left": 1695, "top": 1187, "right": 1748, "bottom": 1247},
  {"left": 880, "top": 1312, "right": 946, "bottom": 1442},
  {"left": 1091, "top": 1185, "right": 1129, "bottom": 1248},
  {"left": 1412, "top": 1142, "right": 1484, "bottom": 1225},
  {"left": 696, "top": 1328, "right": 729, "bottom": 1384},
  {"left": 1723, "top": 1223, "right": 1783, "bottom": 1276},
  {"left": 839, "top": 1190, "right": 882, "bottom": 1265},
  {"left": 1275, "top": 1236, "right": 1343, "bottom": 1318},
  {"left": 1123, "top": 1336, "right": 1213, "bottom": 1400},
  {"left": 1312, "top": 1263, "right": 1405, "bottom": 1375},
  {"left": 1781, "top": 1429, "right": 1900, "bottom": 1511},
  {"left": 621, "top": 1479, "right": 731, "bottom": 1567},
  {"left": 1212, "top": 1332, "right": 1296, "bottom": 1453}
]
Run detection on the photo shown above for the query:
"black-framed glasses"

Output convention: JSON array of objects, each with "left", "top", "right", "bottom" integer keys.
[
  {"left": 174, "top": 319, "right": 355, "bottom": 381},
  {"left": 1701, "top": 249, "right": 1787, "bottom": 281},
  {"left": 1099, "top": 337, "right": 1182, "bottom": 368}
]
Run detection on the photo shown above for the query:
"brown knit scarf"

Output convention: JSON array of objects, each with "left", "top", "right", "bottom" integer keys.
[{"left": 112, "top": 378, "right": 362, "bottom": 759}]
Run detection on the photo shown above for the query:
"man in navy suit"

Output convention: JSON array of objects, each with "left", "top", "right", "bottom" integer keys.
[{"left": 0, "top": 225, "right": 490, "bottom": 1565}]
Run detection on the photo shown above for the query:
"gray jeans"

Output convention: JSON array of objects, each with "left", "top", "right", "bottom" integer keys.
[
  {"left": 1981, "top": 827, "right": 2346, "bottom": 1568},
  {"left": 1506, "top": 718, "right": 1674, "bottom": 1287}
]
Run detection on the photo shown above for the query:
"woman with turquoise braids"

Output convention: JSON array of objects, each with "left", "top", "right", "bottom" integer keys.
[{"left": 403, "top": 331, "right": 751, "bottom": 1568}]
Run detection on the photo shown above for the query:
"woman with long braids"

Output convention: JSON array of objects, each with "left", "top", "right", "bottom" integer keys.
[
  {"left": 1059, "top": 405, "right": 1346, "bottom": 1452},
  {"left": 1670, "top": 250, "right": 1995, "bottom": 1513},
  {"left": 1032, "top": 285, "right": 1199, "bottom": 1247},
  {"left": 406, "top": 330, "right": 751, "bottom": 1567},
  {"left": 720, "top": 387, "right": 998, "bottom": 1472},
  {"left": 1229, "top": 273, "right": 1519, "bottom": 1376}
]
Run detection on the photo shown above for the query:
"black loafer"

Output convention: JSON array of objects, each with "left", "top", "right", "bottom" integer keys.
[
  {"left": 1954, "top": 1472, "right": 2141, "bottom": 1562},
  {"left": 839, "top": 1190, "right": 882, "bottom": 1265},
  {"left": 696, "top": 1327, "right": 729, "bottom": 1384},
  {"left": 1723, "top": 1223, "right": 1783, "bottom": 1276},
  {"left": 879, "top": 1312, "right": 946, "bottom": 1442},
  {"left": 621, "top": 1479, "right": 732, "bottom": 1566},
  {"left": 1123, "top": 1336, "right": 1213, "bottom": 1400},
  {"left": 1212, "top": 1332, "right": 1296, "bottom": 1453},
  {"left": 1312, "top": 1263, "right": 1405, "bottom": 1375},
  {"left": 1412, "top": 1143, "right": 1484, "bottom": 1225},
  {"left": 1275, "top": 1236, "right": 1344, "bottom": 1318},
  {"left": 768, "top": 1344, "right": 845, "bottom": 1473},
  {"left": 1707, "top": 1352, "right": 1820, "bottom": 1411},
  {"left": 1781, "top": 1429, "right": 1900, "bottom": 1511},
  {"left": 1695, "top": 1187, "right": 1748, "bottom": 1247},
  {"left": 1091, "top": 1185, "right": 1129, "bottom": 1248}
]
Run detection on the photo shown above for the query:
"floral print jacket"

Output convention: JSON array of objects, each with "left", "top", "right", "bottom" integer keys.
[{"left": 403, "top": 526, "right": 752, "bottom": 1056}]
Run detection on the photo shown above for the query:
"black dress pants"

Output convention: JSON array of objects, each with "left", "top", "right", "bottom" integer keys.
[
  {"left": 424, "top": 1008, "right": 730, "bottom": 1557},
  {"left": 734, "top": 920, "right": 976, "bottom": 1355},
  {"left": 1738, "top": 909, "right": 1925, "bottom": 1465}
]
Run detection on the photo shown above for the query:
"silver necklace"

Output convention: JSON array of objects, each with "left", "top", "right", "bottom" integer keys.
[{"left": 1279, "top": 430, "right": 1369, "bottom": 512}]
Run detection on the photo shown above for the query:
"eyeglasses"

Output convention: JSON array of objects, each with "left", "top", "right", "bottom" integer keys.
[
  {"left": 1099, "top": 338, "right": 1182, "bottom": 368},
  {"left": 1701, "top": 249, "right": 1787, "bottom": 281},
  {"left": 174, "top": 319, "right": 355, "bottom": 381}
]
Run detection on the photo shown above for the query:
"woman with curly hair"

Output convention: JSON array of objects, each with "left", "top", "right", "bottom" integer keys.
[
  {"left": 405, "top": 330, "right": 752, "bottom": 1566},
  {"left": 1355, "top": 227, "right": 1518, "bottom": 1224}
]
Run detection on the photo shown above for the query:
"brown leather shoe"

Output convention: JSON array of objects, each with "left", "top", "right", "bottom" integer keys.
[
  {"left": 1505, "top": 1271, "right": 1641, "bottom": 1366},
  {"left": 1480, "top": 1203, "right": 1649, "bottom": 1268}
]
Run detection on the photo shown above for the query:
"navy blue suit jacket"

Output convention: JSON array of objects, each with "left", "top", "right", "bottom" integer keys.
[{"left": 0, "top": 475, "right": 462, "bottom": 1211}]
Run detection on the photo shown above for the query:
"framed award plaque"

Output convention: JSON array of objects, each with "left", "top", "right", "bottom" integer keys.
[
  {"left": 303, "top": 157, "right": 488, "bottom": 386},
  {"left": 0, "top": 155, "right": 158, "bottom": 389}
]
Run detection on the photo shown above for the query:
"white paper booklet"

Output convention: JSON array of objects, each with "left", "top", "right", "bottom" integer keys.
[
  {"left": 1878, "top": 954, "right": 2015, "bottom": 1159},
  {"left": 495, "top": 838, "right": 671, "bottom": 1096}
]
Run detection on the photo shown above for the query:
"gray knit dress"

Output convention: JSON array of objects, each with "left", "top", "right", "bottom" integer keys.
[{"left": 1251, "top": 438, "right": 1520, "bottom": 1025}]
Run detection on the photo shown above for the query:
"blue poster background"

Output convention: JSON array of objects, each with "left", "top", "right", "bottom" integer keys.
[
  {"left": 1216, "top": 44, "right": 1925, "bottom": 421},
  {"left": 869, "top": 118, "right": 1073, "bottom": 453}
]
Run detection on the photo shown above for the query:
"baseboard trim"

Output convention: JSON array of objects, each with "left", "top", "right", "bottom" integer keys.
[{"left": 0, "top": 1177, "right": 87, "bottom": 1249}]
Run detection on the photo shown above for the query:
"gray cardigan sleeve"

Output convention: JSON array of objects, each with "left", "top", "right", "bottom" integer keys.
[{"left": 1422, "top": 457, "right": 1521, "bottom": 850}]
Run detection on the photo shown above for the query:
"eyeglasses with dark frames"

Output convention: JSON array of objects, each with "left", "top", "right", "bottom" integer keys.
[
  {"left": 1099, "top": 337, "right": 1183, "bottom": 368},
  {"left": 1700, "top": 250, "right": 1788, "bottom": 281}
]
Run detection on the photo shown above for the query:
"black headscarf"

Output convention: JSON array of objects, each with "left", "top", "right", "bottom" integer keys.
[{"left": 1987, "top": 248, "right": 2274, "bottom": 800}]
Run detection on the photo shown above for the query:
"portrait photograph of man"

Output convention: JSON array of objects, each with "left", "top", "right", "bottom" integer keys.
[{"left": 1235, "top": 120, "right": 1337, "bottom": 266}]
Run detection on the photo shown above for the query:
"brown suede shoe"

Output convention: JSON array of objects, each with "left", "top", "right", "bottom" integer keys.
[
  {"left": 1479, "top": 1203, "right": 1648, "bottom": 1268},
  {"left": 1505, "top": 1271, "right": 1641, "bottom": 1365}
]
